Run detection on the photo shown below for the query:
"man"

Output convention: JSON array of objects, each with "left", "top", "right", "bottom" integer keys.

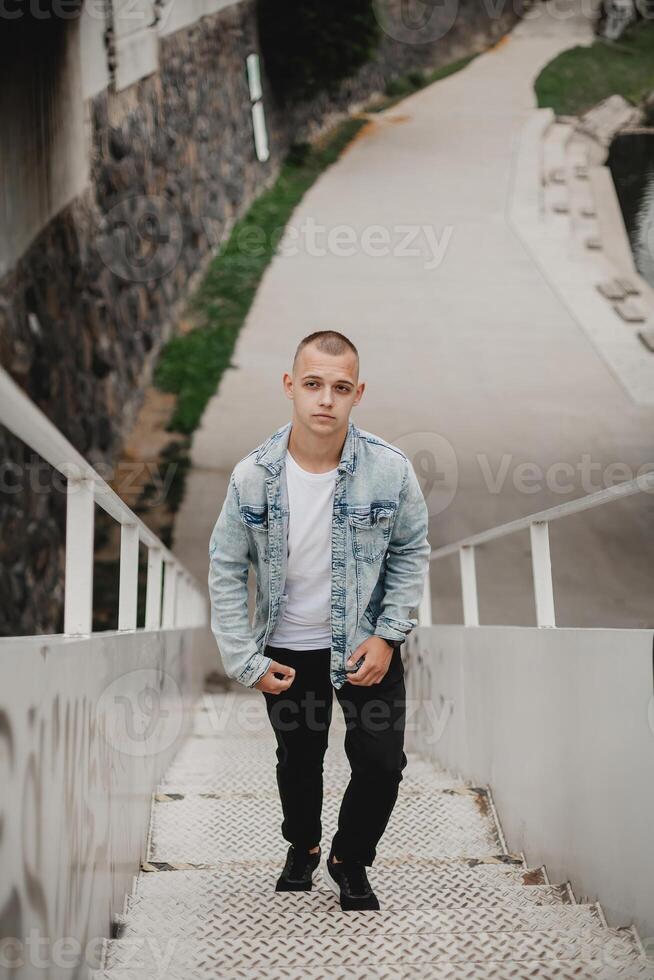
[{"left": 208, "top": 329, "right": 430, "bottom": 910}]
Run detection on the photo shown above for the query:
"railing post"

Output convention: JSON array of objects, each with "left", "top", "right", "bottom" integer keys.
[
  {"left": 145, "top": 547, "right": 163, "bottom": 629},
  {"left": 174, "top": 569, "right": 186, "bottom": 626},
  {"left": 459, "top": 545, "right": 479, "bottom": 626},
  {"left": 530, "top": 520, "right": 556, "bottom": 627},
  {"left": 0, "top": 366, "right": 204, "bottom": 638},
  {"left": 64, "top": 478, "right": 95, "bottom": 635},
  {"left": 418, "top": 564, "right": 432, "bottom": 627},
  {"left": 118, "top": 523, "right": 139, "bottom": 630},
  {"left": 162, "top": 560, "right": 177, "bottom": 628},
  {"left": 196, "top": 589, "right": 206, "bottom": 627}
]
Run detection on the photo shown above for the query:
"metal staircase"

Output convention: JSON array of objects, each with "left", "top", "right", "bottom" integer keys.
[{"left": 92, "top": 687, "right": 653, "bottom": 979}]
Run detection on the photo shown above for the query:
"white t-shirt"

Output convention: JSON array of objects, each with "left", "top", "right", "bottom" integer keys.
[{"left": 267, "top": 449, "right": 338, "bottom": 650}]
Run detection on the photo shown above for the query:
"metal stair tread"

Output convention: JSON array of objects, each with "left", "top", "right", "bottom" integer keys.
[
  {"left": 117, "top": 902, "right": 606, "bottom": 937},
  {"left": 157, "top": 768, "right": 471, "bottom": 793},
  {"left": 139, "top": 852, "right": 526, "bottom": 870},
  {"left": 137, "top": 859, "right": 543, "bottom": 879},
  {"left": 131, "top": 869, "right": 573, "bottom": 910},
  {"left": 99, "top": 928, "right": 646, "bottom": 972},
  {"left": 89, "top": 963, "right": 654, "bottom": 980},
  {"left": 148, "top": 792, "right": 504, "bottom": 863}
]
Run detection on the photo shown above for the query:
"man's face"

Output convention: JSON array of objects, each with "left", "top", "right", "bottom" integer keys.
[{"left": 284, "top": 344, "right": 364, "bottom": 434}]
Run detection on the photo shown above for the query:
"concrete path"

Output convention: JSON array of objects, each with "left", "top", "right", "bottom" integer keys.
[{"left": 177, "top": 0, "right": 654, "bottom": 633}]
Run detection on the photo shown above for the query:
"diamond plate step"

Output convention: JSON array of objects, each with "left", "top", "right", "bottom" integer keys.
[
  {"left": 130, "top": 866, "right": 572, "bottom": 910},
  {"left": 99, "top": 927, "right": 646, "bottom": 975},
  {"left": 148, "top": 790, "right": 504, "bottom": 863},
  {"left": 139, "top": 853, "right": 529, "bottom": 874},
  {"left": 117, "top": 901, "right": 605, "bottom": 939},
  {"left": 134, "top": 860, "right": 547, "bottom": 890},
  {"left": 189, "top": 692, "right": 461, "bottom": 744},
  {"left": 159, "top": 758, "right": 469, "bottom": 794},
  {"left": 89, "top": 963, "right": 654, "bottom": 980}
]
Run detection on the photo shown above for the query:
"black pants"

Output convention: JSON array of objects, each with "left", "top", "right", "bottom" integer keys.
[{"left": 261, "top": 643, "right": 407, "bottom": 866}]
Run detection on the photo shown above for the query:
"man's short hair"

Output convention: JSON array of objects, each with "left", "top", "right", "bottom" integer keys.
[{"left": 293, "top": 330, "right": 359, "bottom": 376}]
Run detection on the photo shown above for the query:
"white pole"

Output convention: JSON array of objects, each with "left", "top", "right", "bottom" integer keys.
[
  {"left": 174, "top": 569, "right": 186, "bottom": 627},
  {"left": 118, "top": 523, "right": 139, "bottom": 630},
  {"left": 530, "top": 521, "right": 556, "bottom": 627},
  {"left": 460, "top": 545, "right": 479, "bottom": 626},
  {"left": 145, "top": 547, "right": 163, "bottom": 629},
  {"left": 162, "top": 560, "right": 177, "bottom": 628},
  {"left": 418, "top": 564, "right": 432, "bottom": 627},
  {"left": 64, "top": 478, "right": 95, "bottom": 635}
]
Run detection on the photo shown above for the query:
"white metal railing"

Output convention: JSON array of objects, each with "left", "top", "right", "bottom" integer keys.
[
  {"left": 422, "top": 469, "right": 654, "bottom": 628},
  {"left": 0, "top": 367, "right": 208, "bottom": 635}
]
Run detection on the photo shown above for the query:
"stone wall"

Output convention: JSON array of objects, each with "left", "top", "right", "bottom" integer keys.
[{"left": 0, "top": 0, "right": 523, "bottom": 636}]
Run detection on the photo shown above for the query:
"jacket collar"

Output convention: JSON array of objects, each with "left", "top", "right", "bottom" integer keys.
[{"left": 255, "top": 418, "right": 358, "bottom": 476}]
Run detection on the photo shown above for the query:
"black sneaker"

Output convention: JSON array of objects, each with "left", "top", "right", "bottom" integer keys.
[
  {"left": 275, "top": 844, "right": 321, "bottom": 892},
  {"left": 323, "top": 847, "right": 380, "bottom": 910}
]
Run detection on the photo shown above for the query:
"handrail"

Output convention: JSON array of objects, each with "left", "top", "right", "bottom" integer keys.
[
  {"left": 0, "top": 367, "right": 208, "bottom": 635},
  {"left": 424, "top": 468, "right": 654, "bottom": 628}
]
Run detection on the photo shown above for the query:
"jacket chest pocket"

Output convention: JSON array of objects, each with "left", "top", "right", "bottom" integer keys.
[
  {"left": 239, "top": 504, "right": 270, "bottom": 563},
  {"left": 348, "top": 502, "right": 397, "bottom": 563}
]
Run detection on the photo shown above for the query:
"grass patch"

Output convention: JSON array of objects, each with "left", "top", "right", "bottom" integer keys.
[
  {"left": 535, "top": 18, "right": 654, "bottom": 116},
  {"left": 153, "top": 117, "right": 367, "bottom": 434}
]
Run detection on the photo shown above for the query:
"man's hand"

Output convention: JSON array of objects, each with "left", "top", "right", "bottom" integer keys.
[
  {"left": 345, "top": 636, "right": 394, "bottom": 686},
  {"left": 254, "top": 660, "right": 296, "bottom": 694}
]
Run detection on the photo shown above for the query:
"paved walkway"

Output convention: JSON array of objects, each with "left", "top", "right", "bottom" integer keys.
[
  {"left": 93, "top": 687, "right": 652, "bottom": 978},
  {"left": 177, "top": 0, "right": 654, "bottom": 641}
]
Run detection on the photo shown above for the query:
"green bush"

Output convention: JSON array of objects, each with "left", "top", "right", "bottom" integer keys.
[{"left": 256, "top": 0, "right": 380, "bottom": 105}]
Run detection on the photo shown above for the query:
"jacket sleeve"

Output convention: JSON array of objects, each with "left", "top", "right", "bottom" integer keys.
[
  {"left": 373, "top": 457, "right": 431, "bottom": 644},
  {"left": 207, "top": 473, "right": 273, "bottom": 688}
]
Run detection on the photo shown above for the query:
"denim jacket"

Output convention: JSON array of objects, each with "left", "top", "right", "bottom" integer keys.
[{"left": 208, "top": 418, "right": 430, "bottom": 689}]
